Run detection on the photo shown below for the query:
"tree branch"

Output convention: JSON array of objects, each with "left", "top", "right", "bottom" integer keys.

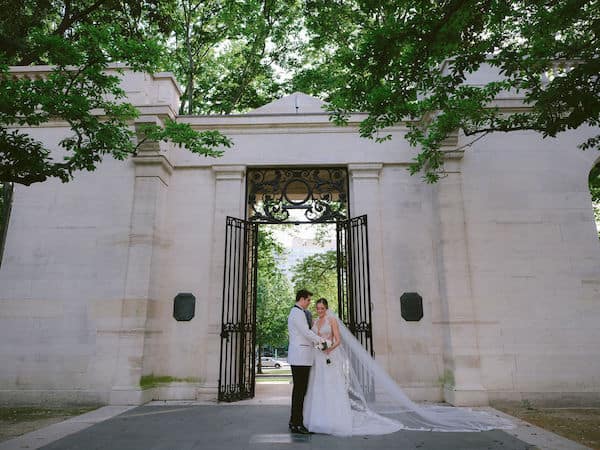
[
  {"left": 54, "top": 0, "right": 109, "bottom": 37},
  {"left": 463, "top": 125, "right": 544, "bottom": 136},
  {"left": 226, "top": 0, "right": 272, "bottom": 113},
  {"left": 453, "top": 131, "right": 489, "bottom": 151},
  {"left": 17, "top": 0, "right": 109, "bottom": 65}
]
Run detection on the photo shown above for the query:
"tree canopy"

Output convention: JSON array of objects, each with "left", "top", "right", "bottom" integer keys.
[
  {"left": 291, "top": 250, "right": 338, "bottom": 313},
  {"left": 169, "top": 0, "right": 303, "bottom": 115},
  {"left": 2, "top": 1, "right": 598, "bottom": 185},
  {"left": 0, "top": 0, "right": 231, "bottom": 185},
  {"left": 294, "top": 0, "right": 600, "bottom": 182}
]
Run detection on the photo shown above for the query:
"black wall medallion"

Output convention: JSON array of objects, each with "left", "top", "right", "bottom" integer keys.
[
  {"left": 174, "top": 293, "right": 196, "bottom": 321},
  {"left": 400, "top": 292, "right": 423, "bottom": 321}
]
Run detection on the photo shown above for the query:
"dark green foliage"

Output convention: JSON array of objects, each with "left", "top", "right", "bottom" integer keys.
[
  {"left": 0, "top": 0, "right": 231, "bottom": 185},
  {"left": 0, "top": 181, "right": 12, "bottom": 265},
  {"left": 291, "top": 250, "right": 338, "bottom": 312},
  {"left": 168, "top": 0, "right": 304, "bottom": 115},
  {"left": 3, "top": 1, "right": 598, "bottom": 186},
  {"left": 256, "top": 227, "right": 293, "bottom": 357},
  {"left": 590, "top": 162, "right": 600, "bottom": 236},
  {"left": 590, "top": 163, "right": 600, "bottom": 204},
  {"left": 294, "top": 1, "right": 600, "bottom": 182}
]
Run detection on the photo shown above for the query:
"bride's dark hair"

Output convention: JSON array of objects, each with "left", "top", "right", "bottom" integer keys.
[{"left": 316, "top": 298, "right": 328, "bottom": 308}]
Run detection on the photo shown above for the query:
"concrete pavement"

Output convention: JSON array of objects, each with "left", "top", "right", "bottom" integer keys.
[{"left": 0, "top": 385, "right": 590, "bottom": 450}]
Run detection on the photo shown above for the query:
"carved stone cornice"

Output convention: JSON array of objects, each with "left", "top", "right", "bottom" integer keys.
[
  {"left": 211, "top": 165, "right": 246, "bottom": 181},
  {"left": 131, "top": 154, "right": 173, "bottom": 186},
  {"left": 348, "top": 163, "right": 383, "bottom": 180}
]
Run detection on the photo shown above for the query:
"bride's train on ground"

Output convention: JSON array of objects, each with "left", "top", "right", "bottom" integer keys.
[{"left": 303, "top": 310, "right": 513, "bottom": 436}]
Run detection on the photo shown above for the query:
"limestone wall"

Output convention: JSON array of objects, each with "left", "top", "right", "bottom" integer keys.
[
  {"left": 145, "top": 167, "right": 216, "bottom": 388},
  {"left": 0, "top": 146, "right": 135, "bottom": 404},
  {"left": 376, "top": 166, "right": 445, "bottom": 401},
  {"left": 461, "top": 129, "right": 600, "bottom": 405},
  {"left": 0, "top": 67, "right": 182, "bottom": 405},
  {"left": 1, "top": 66, "right": 599, "bottom": 407}
]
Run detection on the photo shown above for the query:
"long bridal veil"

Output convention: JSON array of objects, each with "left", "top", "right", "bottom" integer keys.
[{"left": 327, "top": 310, "right": 513, "bottom": 432}]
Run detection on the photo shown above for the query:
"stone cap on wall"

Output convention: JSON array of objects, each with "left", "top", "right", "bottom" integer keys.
[
  {"left": 248, "top": 92, "right": 326, "bottom": 115},
  {"left": 8, "top": 63, "right": 182, "bottom": 119}
]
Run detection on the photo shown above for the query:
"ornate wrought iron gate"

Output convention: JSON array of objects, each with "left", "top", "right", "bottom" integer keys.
[
  {"left": 336, "top": 215, "right": 374, "bottom": 356},
  {"left": 337, "top": 215, "right": 375, "bottom": 400},
  {"left": 218, "top": 217, "right": 259, "bottom": 402},
  {"left": 218, "top": 168, "right": 375, "bottom": 402}
]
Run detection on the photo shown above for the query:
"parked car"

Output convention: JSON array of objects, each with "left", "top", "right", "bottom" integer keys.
[{"left": 260, "top": 356, "right": 289, "bottom": 369}]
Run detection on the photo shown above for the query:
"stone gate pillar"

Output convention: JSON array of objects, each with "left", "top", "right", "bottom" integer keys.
[
  {"left": 109, "top": 119, "right": 173, "bottom": 405},
  {"left": 347, "top": 163, "right": 393, "bottom": 370},
  {"left": 198, "top": 165, "right": 246, "bottom": 399},
  {"left": 434, "top": 151, "right": 488, "bottom": 406}
]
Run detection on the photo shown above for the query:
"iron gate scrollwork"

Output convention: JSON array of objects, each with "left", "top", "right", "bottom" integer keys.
[
  {"left": 247, "top": 168, "right": 348, "bottom": 223},
  {"left": 218, "top": 217, "right": 258, "bottom": 402}
]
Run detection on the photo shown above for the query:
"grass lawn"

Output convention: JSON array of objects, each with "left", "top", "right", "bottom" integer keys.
[
  {"left": 258, "top": 368, "right": 292, "bottom": 376},
  {"left": 256, "top": 377, "right": 292, "bottom": 383},
  {"left": 0, "top": 406, "right": 98, "bottom": 443},
  {"left": 495, "top": 405, "right": 600, "bottom": 450},
  {"left": 256, "top": 367, "right": 292, "bottom": 383}
]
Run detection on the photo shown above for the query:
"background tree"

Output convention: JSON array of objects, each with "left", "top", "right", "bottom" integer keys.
[
  {"left": 295, "top": 0, "right": 600, "bottom": 182},
  {"left": 291, "top": 250, "right": 338, "bottom": 313},
  {"left": 168, "top": 0, "right": 303, "bottom": 115},
  {"left": 0, "top": 0, "right": 231, "bottom": 185},
  {"left": 4, "top": 1, "right": 598, "bottom": 186},
  {"left": 256, "top": 226, "right": 293, "bottom": 373},
  {"left": 590, "top": 162, "right": 600, "bottom": 238},
  {"left": 0, "top": 181, "right": 12, "bottom": 265}
]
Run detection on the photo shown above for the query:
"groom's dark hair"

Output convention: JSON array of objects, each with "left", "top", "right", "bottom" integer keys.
[{"left": 296, "top": 289, "right": 313, "bottom": 302}]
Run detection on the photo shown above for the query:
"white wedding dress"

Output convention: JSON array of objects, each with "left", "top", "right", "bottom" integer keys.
[
  {"left": 303, "top": 315, "right": 402, "bottom": 436},
  {"left": 302, "top": 310, "right": 513, "bottom": 436}
]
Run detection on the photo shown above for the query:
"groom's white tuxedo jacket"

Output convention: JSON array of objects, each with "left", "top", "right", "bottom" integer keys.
[{"left": 287, "top": 306, "right": 322, "bottom": 366}]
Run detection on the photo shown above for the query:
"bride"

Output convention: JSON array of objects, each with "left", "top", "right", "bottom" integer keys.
[{"left": 302, "top": 298, "right": 513, "bottom": 437}]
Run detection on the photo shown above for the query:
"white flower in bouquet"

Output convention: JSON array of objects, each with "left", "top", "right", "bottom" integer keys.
[
  {"left": 315, "top": 340, "right": 333, "bottom": 365},
  {"left": 315, "top": 340, "right": 332, "bottom": 351}
]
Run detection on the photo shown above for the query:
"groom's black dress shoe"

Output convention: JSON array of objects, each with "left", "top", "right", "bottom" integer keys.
[{"left": 290, "top": 425, "right": 312, "bottom": 434}]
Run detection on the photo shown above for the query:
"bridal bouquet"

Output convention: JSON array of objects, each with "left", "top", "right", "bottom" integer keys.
[{"left": 315, "top": 340, "right": 333, "bottom": 365}]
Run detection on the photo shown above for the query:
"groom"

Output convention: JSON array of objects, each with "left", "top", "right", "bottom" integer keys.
[{"left": 287, "top": 289, "right": 323, "bottom": 434}]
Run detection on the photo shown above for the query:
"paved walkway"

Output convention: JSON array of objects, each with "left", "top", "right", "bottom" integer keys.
[{"left": 0, "top": 387, "right": 590, "bottom": 450}]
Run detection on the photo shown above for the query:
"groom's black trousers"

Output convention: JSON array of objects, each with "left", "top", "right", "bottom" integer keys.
[{"left": 290, "top": 365, "right": 311, "bottom": 426}]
